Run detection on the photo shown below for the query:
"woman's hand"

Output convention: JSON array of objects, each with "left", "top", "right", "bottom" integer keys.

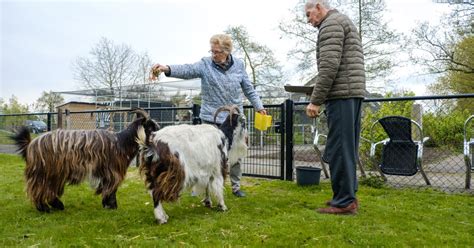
[
  {"left": 149, "top": 64, "right": 170, "bottom": 81},
  {"left": 257, "top": 109, "right": 267, "bottom": 115}
]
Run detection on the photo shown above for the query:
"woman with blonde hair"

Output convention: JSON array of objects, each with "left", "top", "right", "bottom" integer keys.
[{"left": 151, "top": 33, "right": 266, "bottom": 197}]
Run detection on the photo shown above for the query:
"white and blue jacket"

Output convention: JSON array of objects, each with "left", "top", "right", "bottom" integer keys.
[{"left": 167, "top": 55, "right": 264, "bottom": 124}]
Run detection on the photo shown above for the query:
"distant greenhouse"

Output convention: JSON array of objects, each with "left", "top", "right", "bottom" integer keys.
[{"left": 54, "top": 78, "right": 202, "bottom": 109}]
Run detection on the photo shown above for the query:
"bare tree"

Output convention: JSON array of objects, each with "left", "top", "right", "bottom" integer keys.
[
  {"left": 411, "top": 23, "right": 473, "bottom": 75},
  {"left": 278, "top": 4, "right": 318, "bottom": 80},
  {"left": 136, "top": 52, "right": 155, "bottom": 84},
  {"left": 279, "top": 0, "right": 404, "bottom": 91},
  {"left": 410, "top": 1, "right": 473, "bottom": 75},
  {"left": 72, "top": 37, "right": 153, "bottom": 105},
  {"left": 432, "top": 0, "right": 473, "bottom": 33},
  {"left": 34, "top": 91, "right": 64, "bottom": 112},
  {"left": 225, "top": 26, "right": 287, "bottom": 102},
  {"left": 351, "top": 1, "right": 404, "bottom": 81}
]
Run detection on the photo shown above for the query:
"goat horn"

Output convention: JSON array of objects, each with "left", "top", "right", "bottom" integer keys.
[
  {"left": 227, "top": 105, "right": 239, "bottom": 126},
  {"left": 229, "top": 105, "right": 240, "bottom": 114},
  {"left": 131, "top": 108, "right": 149, "bottom": 119},
  {"left": 213, "top": 106, "right": 232, "bottom": 124}
]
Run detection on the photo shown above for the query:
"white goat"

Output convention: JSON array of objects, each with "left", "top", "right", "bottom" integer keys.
[{"left": 136, "top": 106, "right": 248, "bottom": 224}]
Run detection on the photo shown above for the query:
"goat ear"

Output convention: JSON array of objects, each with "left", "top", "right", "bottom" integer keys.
[
  {"left": 241, "top": 115, "right": 247, "bottom": 125},
  {"left": 147, "top": 119, "right": 160, "bottom": 131},
  {"left": 145, "top": 147, "right": 159, "bottom": 163}
]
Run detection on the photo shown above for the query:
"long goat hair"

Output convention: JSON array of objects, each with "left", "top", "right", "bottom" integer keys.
[
  {"left": 11, "top": 108, "right": 159, "bottom": 212},
  {"left": 136, "top": 105, "right": 248, "bottom": 224}
]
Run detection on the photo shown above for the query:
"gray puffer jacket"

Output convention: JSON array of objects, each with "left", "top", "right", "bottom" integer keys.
[{"left": 307, "top": 9, "right": 366, "bottom": 105}]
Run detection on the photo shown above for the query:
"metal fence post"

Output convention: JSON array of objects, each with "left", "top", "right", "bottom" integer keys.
[
  {"left": 47, "top": 112, "right": 52, "bottom": 131},
  {"left": 57, "top": 108, "right": 63, "bottom": 129},
  {"left": 65, "top": 109, "right": 70, "bottom": 130},
  {"left": 285, "top": 99, "right": 294, "bottom": 181},
  {"left": 279, "top": 103, "right": 285, "bottom": 180},
  {"left": 192, "top": 104, "right": 201, "bottom": 125}
]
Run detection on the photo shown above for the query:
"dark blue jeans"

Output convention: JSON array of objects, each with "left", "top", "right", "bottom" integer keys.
[{"left": 322, "top": 98, "right": 363, "bottom": 208}]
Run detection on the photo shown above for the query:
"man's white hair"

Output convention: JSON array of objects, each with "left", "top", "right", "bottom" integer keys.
[{"left": 305, "top": 0, "right": 331, "bottom": 9}]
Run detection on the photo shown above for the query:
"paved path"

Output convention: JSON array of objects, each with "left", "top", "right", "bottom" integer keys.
[{"left": 0, "top": 144, "right": 17, "bottom": 154}]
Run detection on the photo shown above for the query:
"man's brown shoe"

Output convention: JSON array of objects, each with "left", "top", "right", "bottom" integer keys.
[
  {"left": 325, "top": 199, "right": 358, "bottom": 207},
  {"left": 317, "top": 200, "right": 358, "bottom": 215}
]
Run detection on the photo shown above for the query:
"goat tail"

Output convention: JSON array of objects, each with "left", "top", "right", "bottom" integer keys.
[{"left": 10, "top": 126, "right": 31, "bottom": 160}]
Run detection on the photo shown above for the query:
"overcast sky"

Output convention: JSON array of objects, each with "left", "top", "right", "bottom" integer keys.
[{"left": 1, "top": 0, "right": 451, "bottom": 106}]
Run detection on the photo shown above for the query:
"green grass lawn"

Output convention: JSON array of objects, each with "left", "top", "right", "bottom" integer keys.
[
  {"left": 0, "top": 129, "right": 41, "bottom": 145},
  {"left": 0, "top": 130, "right": 15, "bottom": 144},
  {"left": 1, "top": 153, "right": 473, "bottom": 247}
]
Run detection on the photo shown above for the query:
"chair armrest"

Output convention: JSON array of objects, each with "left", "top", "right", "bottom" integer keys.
[
  {"left": 414, "top": 137, "right": 430, "bottom": 147},
  {"left": 414, "top": 137, "right": 429, "bottom": 159},
  {"left": 464, "top": 138, "right": 474, "bottom": 156},
  {"left": 370, "top": 138, "right": 390, "bottom": 157}
]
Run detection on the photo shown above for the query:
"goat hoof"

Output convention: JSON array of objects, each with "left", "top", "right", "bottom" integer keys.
[
  {"left": 156, "top": 218, "right": 168, "bottom": 224},
  {"left": 102, "top": 200, "right": 118, "bottom": 209},
  {"left": 49, "top": 198, "right": 64, "bottom": 210},
  {"left": 217, "top": 204, "right": 228, "bottom": 212},
  {"left": 201, "top": 198, "right": 212, "bottom": 208},
  {"left": 36, "top": 204, "right": 51, "bottom": 213},
  {"left": 103, "top": 204, "right": 118, "bottom": 209},
  {"left": 156, "top": 214, "right": 169, "bottom": 224}
]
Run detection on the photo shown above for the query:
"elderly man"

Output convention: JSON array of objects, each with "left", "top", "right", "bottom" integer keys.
[{"left": 304, "top": 0, "right": 366, "bottom": 214}]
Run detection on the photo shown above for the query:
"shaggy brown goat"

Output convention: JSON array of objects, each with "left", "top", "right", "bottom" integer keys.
[{"left": 11, "top": 109, "right": 159, "bottom": 212}]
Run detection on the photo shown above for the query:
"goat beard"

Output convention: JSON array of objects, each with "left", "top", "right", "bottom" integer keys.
[{"left": 228, "top": 129, "right": 248, "bottom": 165}]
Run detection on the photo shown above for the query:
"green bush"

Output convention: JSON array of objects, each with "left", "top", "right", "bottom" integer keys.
[
  {"left": 423, "top": 109, "right": 471, "bottom": 150},
  {"left": 359, "top": 173, "right": 386, "bottom": 189}
]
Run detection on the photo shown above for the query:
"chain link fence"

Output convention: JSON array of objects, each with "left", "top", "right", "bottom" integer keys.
[
  {"left": 292, "top": 95, "right": 474, "bottom": 193},
  {"left": 1, "top": 95, "right": 473, "bottom": 192},
  {"left": 0, "top": 112, "right": 56, "bottom": 153},
  {"left": 0, "top": 105, "right": 286, "bottom": 179},
  {"left": 242, "top": 105, "right": 284, "bottom": 179}
]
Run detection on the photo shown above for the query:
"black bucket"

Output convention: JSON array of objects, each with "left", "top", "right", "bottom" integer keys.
[{"left": 296, "top": 166, "right": 322, "bottom": 186}]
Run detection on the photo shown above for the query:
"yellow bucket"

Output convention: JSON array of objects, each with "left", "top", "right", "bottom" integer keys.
[{"left": 254, "top": 112, "right": 272, "bottom": 131}]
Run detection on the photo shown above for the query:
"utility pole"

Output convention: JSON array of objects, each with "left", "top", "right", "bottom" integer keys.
[{"left": 358, "top": 0, "right": 362, "bottom": 40}]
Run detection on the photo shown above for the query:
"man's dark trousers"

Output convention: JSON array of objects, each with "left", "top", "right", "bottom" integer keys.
[{"left": 322, "top": 98, "right": 363, "bottom": 208}]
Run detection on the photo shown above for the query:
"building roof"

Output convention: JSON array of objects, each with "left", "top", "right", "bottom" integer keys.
[{"left": 56, "top": 101, "right": 108, "bottom": 108}]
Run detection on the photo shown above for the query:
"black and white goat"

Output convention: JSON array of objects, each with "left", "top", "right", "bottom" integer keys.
[
  {"left": 11, "top": 109, "right": 159, "bottom": 212},
  {"left": 136, "top": 105, "right": 248, "bottom": 224}
]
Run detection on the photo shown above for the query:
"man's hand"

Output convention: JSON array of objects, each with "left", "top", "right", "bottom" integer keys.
[
  {"left": 306, "top": 103, "right": 321, "bottom": 118},
  {"left": 257, "top": 109, "right": 267, "bottom": 115}
]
